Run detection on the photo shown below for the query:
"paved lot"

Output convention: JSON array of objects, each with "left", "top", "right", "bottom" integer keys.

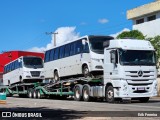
[{"left": 0, "top": 96, "right": 160, "bottom": 120}]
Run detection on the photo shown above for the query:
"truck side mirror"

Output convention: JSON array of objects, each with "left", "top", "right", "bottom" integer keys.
[{"left": 110, "top": 50, "right": 116, "bottom": 64}]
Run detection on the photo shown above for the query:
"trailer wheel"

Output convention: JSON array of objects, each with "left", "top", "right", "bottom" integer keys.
[
  {"left": 27, "top": 89, "right": 33, "bottom": 98},
  {"left": 82, "top": 85, "right": 91, "bottom": 102},
  {"left": 106, "top": 86, "right": 115, "bottom": 103},
  {"left": 36, "top": 90, "right": 42, "bottom": 99},
  {"left": 138, "top": 97, "right": 150, "bottom": 103},
  {"left": 54, "top": 71, "right": 60, "bottom": 81},
  {"left": 33, "top": 90, "right": 37, "bottom": 99},
  {"left": 74, "top": 85, "right": 82, "bottom": 101}
]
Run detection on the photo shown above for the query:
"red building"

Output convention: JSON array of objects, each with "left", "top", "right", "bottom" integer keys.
[{"left": 0, "top": 51, "right": 44, "bottom": 85}]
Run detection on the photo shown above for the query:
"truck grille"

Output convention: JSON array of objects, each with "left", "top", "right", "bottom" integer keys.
[
  {"left": 30, "top": 71, "right": 40, "bottom": 77},
  {"left": 125, "top": 71, "right": 154, "bottom": 78}
]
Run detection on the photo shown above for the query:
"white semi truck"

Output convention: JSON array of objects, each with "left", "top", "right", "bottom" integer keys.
[{"left": 1, "top": 37, "right": 158, "bottom": 103}]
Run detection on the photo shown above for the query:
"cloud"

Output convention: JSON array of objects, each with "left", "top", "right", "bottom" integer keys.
[
  {"left": 110, "top": 28, "right": 130, "bottom": 38},
  {"left": 28, "top": 47, "right": 45, "bottom": 53},
  {"left": 98, "top": 18, "right": 109, "bottom": 24},
  {"left": 28, "top": 27, "right": 80, "bottom": 52}
]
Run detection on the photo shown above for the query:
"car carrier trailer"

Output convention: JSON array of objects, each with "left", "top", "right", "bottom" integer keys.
[
  {"left": 0, "top": 77, "right": 106, "bottom": 101},
  {"left": 0, "top": 38, "right": 158, "bottom": 103}
]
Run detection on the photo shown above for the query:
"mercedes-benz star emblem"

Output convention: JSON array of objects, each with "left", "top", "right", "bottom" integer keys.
[{"left": 138, "top": 71, "right": 143, "bottom": 77}]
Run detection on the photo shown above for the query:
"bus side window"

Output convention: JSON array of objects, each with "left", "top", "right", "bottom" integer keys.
[
  {"left": 19, "top": 61, "right": 22, "bottom": 68},
  {"left": 70, "top": 42, "right": 76, "bottom": 55},
  {"left": 64, "top": 44, "right": 70, "bottom": 57},
  {"left": 44, "top": 51, "right": 50, "bottom": 62},
  {"left": 54, "top": 47, "right": 59, "bottom": 60},
  {"left": 82, "top": 42, "right": 89, "bottom": 53},
  {"left": 75, "top": 40, "right": 82, "bottom": 54},
  {"left": 59, "top": 46, "right": 65, "bottom": 59},
  {"left": 50, "top": 49, "right": 55, "bottom": 61}
]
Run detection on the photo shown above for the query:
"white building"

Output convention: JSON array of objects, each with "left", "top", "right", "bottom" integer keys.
[{"left": 127, "top": 0, "right": 160, "bottom": 37}]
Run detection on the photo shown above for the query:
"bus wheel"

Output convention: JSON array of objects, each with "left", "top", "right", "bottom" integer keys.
[
  {"left": 74, "top": 85, "right": 82, "bottom": 101},
  {"left": 138, "top": 97, "right": 150, "bottom": 103},
  {"left": 82, "top": 65, "right": 90, "bottom": 78},
  {"left": 54, "top": 71, "right": 60, "bottom": 81},
  {"left": 106, "top": 86, "right": 115, "bottom": 103},
  {"left": 82, "top": 85, "right": 91, "bottom": 102}
]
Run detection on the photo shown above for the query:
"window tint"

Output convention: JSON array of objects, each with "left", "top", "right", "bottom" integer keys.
[
  {"left": 70, "top": 42, "right": 76, "bottom": 55},
  {"left": 136, "top": 18, "right": 144, "bottom": 24},
  {"left": 50, "top": 49, "right": 54, "bottom": 61},
  {"left": 75, "top": 40, "right": 82, "bottom": 54},
  {"left": 147, "top": 15, "right": 156, "bottom": 21},
  {"left": 15, "top": 60, "right": 19, "bottom": 69},
  {"left": 82, "top": 42, "right": 89, "bottom": 53},
  {"left": 44, "top": 51, "right": 50, "bottom": 62},
  {"left": 54, "top": 47, "right": 59, "bottom": 60},
  {"left": 64, "top": 44, "right": 70, "bottom": 57},
  {"left": 59, "top": 46, "right": 65, "bottom": 59}
]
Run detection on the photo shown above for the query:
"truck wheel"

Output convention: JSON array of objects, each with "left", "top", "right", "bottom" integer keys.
[
  {"left": 106, "top": 86, "right": 115, "bottom": 103},
  {"left": 54, "top": 71, "right": 60, "bottom": 82},
  {"left": 139, "top": 97, "right": 150, "bottom": 103},
  {"left": 74, "top": 85, "right": 82, "bottom": 101},
  {"left": 82, "top": 65, "right": 90, "bottom": 78},
  {"left": 82, "top": 85, "right": 91, "bottom": 102}
]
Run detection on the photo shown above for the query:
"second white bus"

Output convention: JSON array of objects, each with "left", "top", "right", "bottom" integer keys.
[
  {"left": 44, "top": 35, "right": 114, "bottom": 81},
  {"left": 3, "top": 56, "right": 44, "bottom": 85}
]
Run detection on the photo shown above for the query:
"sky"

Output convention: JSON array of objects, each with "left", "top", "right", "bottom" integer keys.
[{"left": 0, "top": 0, "right": 155, "bottom": 52}]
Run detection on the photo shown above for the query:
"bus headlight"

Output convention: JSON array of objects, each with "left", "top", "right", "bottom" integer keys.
[
  {"left": 91, "top": 58, "right": 100, "bottom": 62},
  {"left": 24, "top": 71, "right": 30, "bottom": 74}
]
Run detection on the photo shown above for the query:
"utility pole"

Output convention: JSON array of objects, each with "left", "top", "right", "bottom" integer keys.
[{"left": 46, "top": 32, "right": 58, "bottom": 46}]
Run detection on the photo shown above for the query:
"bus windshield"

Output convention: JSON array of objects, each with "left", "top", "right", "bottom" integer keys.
[
  {"left": 119, "top": 49, "right": 156, "bottom": 66},
  {"left": 23, "top": 57, "right": 43, "bottom": 68},
  {"left": 89, "top": 36, "right": 114, "bottom": 54}
]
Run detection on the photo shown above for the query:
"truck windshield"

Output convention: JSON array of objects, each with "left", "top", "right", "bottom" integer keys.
[
  {"left": 23, "top": 57, "right": 43, "bottom": 68},
  {"left": 119, "top": 49, "right": 156, "bottom": 66},
  {"left": 89, "top": 37, "right": 114, "bottom": 54}
]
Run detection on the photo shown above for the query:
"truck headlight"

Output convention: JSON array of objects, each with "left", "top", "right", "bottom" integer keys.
[
  {"left": 154, "top": 83, "right": 157, "bottom": 90},
  {"left": 123, "top": 84, "right": 128, "bottom": 92}
]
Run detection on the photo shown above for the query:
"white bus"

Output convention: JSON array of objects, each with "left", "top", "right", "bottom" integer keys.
[
  {"left": 44, "top": 35, "right": 114, "bottom": 81},
  {"left": 3, "top": 56, "right": 44, "bottom": 85}
]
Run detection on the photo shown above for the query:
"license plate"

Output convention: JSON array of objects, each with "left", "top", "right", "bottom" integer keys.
[{"left": 137, "top": 87, "right": 145, "bottom": 90}]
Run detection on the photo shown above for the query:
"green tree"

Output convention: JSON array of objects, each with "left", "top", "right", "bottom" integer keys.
[
  {"left": 147, "top": 36, "right": 160, "bottom": 68},
  {"left": 117, "top": 30, "right": 145, "bottom": 39}
]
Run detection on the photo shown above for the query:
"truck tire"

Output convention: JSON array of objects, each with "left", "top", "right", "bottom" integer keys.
[
  {"left": 33, "top": 90, "right": 37, "bottom": 99},
  {"left": 139, "top": 97, "right": 150, "bottom": 103},
  {"left": 82, "top": 65, "right": 90, "bottom": 78},
  {"left": 54, "top": 71, "right": 60, "bottom": 82},
  {"left": 36, "top": 90, "right": 42, "bottom": 99},
  {"left": 74, "top": 85, "right": 82, "bottom": 101},
  {"left": 106, "top": 86, "right": 115, "bottom": 103},
  {"left": 82, "top": 85, "right": 91, "bottom": 102}
]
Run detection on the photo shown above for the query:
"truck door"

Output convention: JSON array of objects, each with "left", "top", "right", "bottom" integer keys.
[{"left": 104, "top": 49, "right": 118, "bottom": 81}]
